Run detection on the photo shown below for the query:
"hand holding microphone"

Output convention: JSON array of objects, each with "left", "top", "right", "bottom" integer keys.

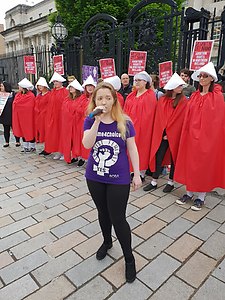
[{"left": 89, "top": 106, "right": 105, "bottom": 118}]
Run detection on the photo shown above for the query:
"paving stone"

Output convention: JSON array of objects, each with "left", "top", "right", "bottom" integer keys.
[
  {"left": 218, "top": 222, "right": 225, "bottom": 234},
  {"left": 0, "top": 203, "right": 24, "bottom": 218},
  {"left": 74, "top": 232, "right": 104, "bottom": 259},
  {"left": 188, "top": 217, "right": 220, "bottom": 241},
  {"left": 0, "top": 185, "right": 18, "bottom": 195},
  {"left": 132, "top": 193, "right": 159, "bottom": 208},
  {"left": 165, "top": 233, "right": 203, "bottom": 262},
  {"left": 11, "top": 204, "right": 46, "bottom": 221},
  {"left": 126, "top": 203, "right": 139, "bottom": 216},
  {"left": 56, "top": 171, "right": 80, "bottom": 181},
  {"left": 44, "top": 193, "right": 74, "bottom": 208},
  {"left": 63, "top": 194, "right": 92, "bottom": 209},
  {"left": 59, "top": 203, "right": 93, "bottom": 221},
  {"left": 20, "top": 194, "right": 53, "bottom": 208},
  {"left": 51, "top": 216, "right": 89, "bottom": 238},
  {"left": 25, "top": 215, "right": 64, "bottom": 237},
  {"left": 66, "top": 254, "right": 114, "bottom": 287},
  {"left": 192, "top": 276, "right": 225, "bottom": 300},
  {"left": 0, "top": 230, "right": 30, "bottom": 253},
  {"left": 0, "top": 216, "right": 37, "bottom": 238},
  {"left": 133, "top": 217, "right": 166, "bottom": 239},
  {"left": 16, "top": 178, "right": 43, "bottom": 189},
  {"left": 82, "top": 209, "right": 98, "bottom": 222},
  {"left": 156, "top": 204, "right": 186, "bottom": 223},
  {"left": 176, "top": 251, "right": 217, "bottom": 288},
  {"left": 0, "top": 279, "right": 3, "bottom": 288},
  {"left": 28, "top": 185, "right": 57, "bottom": 198},
  {"left": 49, "top": 185, "right": 77, "bottom": 198},
  {"left": 153, "top": 193, "right": 179, "bottom": 209},
  {"left": 204, "top": 195, "right": 222, "bottom": 209},
  {"left": 0, "top": 194, "right": 32, "bottom": 208},
  {"left": 132, "top": 204, "right": 162, "bottom": 223},
  {"left": 32, "top": 250, "right": 81, "bottom": 286},
  {"left": 11, "top": 232, "right": 57, "bottom": 259},
  {"left": 182, "top": 207, "right": 210, "bottom": 223},
  {"left": 0, "top": 215, "right": 14, "bottom": 228},
  {"left": 0, "top": 275, "right": 38, "bottom": 300},
  {"left": 79, "top": 219, "right": 101, "bottom": 237},
  {"left": 200, "top": 231, "right": 225, "bottom": 260},
  {"left": 213, "top": 258, "right": 225, "bottom": 282},
  {"left": 137, "top": 253, "right": 181, "bottom": 291},
  {"left": 33, "top": 204, "right": 68, "bottom": 222},
  {"left": 126, "top": 216, "right": 142, "bottom": 230},
  {"left": 161, "top": 217, "right": 194, "bottom": 239},
  {"left": 34, "top": 178, "right": 61, "bottom": 189},
  {"left": 7, "top": 185, "right": 37, "bottom": 198},
  {"left": 102, "top": 253, "right": 148, "bottom": 288},
  {"left": 136, "top": 232, "right": 173, "bottom": 259},
  {"left": 207, "top": 205, "right": 225, "bottom": 223},
  {"left": 0, "top": 251, "right": 14, "bottom": 268},
  {"left": 0, "top": 249, "right": 49, "bottom": 284},
  {"left": 67, "top": 276, "right": 113, "bottom": 300},
  {"left": 68, "top": 186, "right": 89, "bottom": 197},
  {"left": 24, "top": 275, "right": 76, "bottom": 300},
  {"left": 44, "top": 230, "right": 87, "bottom": 257},
  {"left": 53, "top": 178, "right": 78, "bottom": 189},
  {"left": 150, "top": 276, "right": 194, "bottom": 300}
]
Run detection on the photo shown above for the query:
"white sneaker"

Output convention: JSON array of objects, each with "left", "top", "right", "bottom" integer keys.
[
  {"left": 53, "top": 153, "right": 61, "bottom": 160},
  {"left": 59, "top": 155, "right": 64, "bottom": 161}
]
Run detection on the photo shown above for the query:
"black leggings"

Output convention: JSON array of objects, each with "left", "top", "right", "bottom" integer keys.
[
  {"left": 3, "top": 124, "right": 20, "bottom": 143},
  {"left": 87, "top": 179, "right": 133, "bottom": 261},
  {"left": 152, "top": 139, "right": 175, "bottom": 180}
]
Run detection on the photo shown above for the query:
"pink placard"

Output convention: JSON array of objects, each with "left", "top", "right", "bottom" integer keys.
[
  {"left": 159, "top": 61, "right": 173, "bottom": 88},
  {"left": 24, "top": 56, "right": 36, "bottom": 74},
  {"left": 128, "top": 50, "right": 147, "bottom": 76},
  {"left": 190, "top": 40, "right": 214, "bottom": 71},
  {"left": 53, "top": 55, "right": 64, "bottom": 75},
  {"left": 99, "top": 58, "right": 116, "bottom": 79}
]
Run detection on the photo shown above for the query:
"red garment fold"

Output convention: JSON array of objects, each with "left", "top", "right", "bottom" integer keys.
[
  {"left": 44, "top": 87, "right": 68, "bottom": 153},
  {"left": 12, "top": 91, "right": 35, "bottom": 140},
  {"left": 79, "top": 94, "right": 90, "bottom": 160},
  {"left": 124, "top": 89, "right": 157, "bottom": 170},
  {"left": 149, "top": 95, "right": 187, "bottom": 171},
  {"left": 174, "top": 84, "right": 225, "bottom": 192},
  {"left": 34, "top": 92, "right": 50, "bottom": 143},
  {"left": 117, "top": 92, "right": 125, "bottom": 109}
]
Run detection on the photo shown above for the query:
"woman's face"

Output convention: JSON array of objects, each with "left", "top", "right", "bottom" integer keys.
[
  {"left": 53, "top": 80, "right": 62, "bottom": 89},
  {"left": 95, "top": 88, "right": 114, "bottom": 114},
  {"left": 69, "top": 86, "right": 76, "bottom": 94},
  {"left": 198, "top": 72, "right": 213, "bottom": 88},
  {"left": 18, "top": 86, "right": 23, "bottom": 92},
  {"left": 134, "top": 79, "right": 147, "bottom": 90},
  {"left": 37, "top": 85, "right": 45, "bottom": 92},
  {"left": 173, "top": 85, "right": 183, "bottom": 95},
  {"left": 0, "top": 83, "right": 5, "bottom": 92},
  {"left": 85, "top": 85, "right": 95, "bottom": 95}
]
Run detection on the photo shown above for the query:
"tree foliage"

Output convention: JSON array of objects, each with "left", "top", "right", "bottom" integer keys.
[{"left": 54, "top": 0, "right": 183, "bottom": 37}]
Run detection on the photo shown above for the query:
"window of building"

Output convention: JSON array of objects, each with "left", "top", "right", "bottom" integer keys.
[{"left": 213, "top": 21, "right": 221, "bottom": 40}]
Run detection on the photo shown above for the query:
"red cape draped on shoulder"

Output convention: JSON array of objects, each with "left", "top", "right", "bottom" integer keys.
[
  {"left": 79, "top": 94, "right": 90, "bottom": 160},
  {"left": 59, "top": 95, "right": 85, "bottom": 163},
  {"left": 34, "top": 91, "right": 50, "bottom": 143},
  {"left": 174, "top": 84, "right": 225, "bottom": 192},
  {"left": 44, "top": 87, "right": 68, "bottom": 153},
  {"left": 12, "top": 91, "right": 35, "bottom": 140},
  {"left": 149, "top": 95, "right": 188, "bottom": 171},
  {"left": 124, "top": 89, "right": 157, "bottom": 170},
  {"left": 117, "top": 92, "right": 125, "bottom": 109}
]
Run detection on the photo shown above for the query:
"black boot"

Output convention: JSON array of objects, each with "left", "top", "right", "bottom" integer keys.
[
  {"left": 125, "top": 258, "right": 136, "bottom": 283},
  {"left": 96, "top": 242, "right": 112, "bottom": 260}
]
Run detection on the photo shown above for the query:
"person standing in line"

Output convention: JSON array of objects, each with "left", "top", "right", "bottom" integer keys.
[
  {"left": 83, "top": 82, "right": 142, "bottom": 283},
  {"left": 180, "top": 68, "right": 196, "bottom": 98},
  {"left": 59, "top": 79, "right": 84, "bottom": 164},
  {"left": 150, "top": 74, "right": 164, "bottom": 100},
  {"left": 124, "top": 71, "right": 157, "bottom": 181},
  {"left": 118, "top": 73, "right": 132, "bottom": 101},
  {"left": 44, "top": 72, "right": 68, "bottom": 160},
  {"left": 143, "top": 73, "right": 187, "bottom": 192},
  {"left": 34, "top": 77, "right": 51, "bottom": 155},
  {"left": 12, "top": 78, "right": 36, "bottom": 153},
  {"left": 0, "top": 81, "right": 20, "bottom": 147},
  {"left": 175, "top": 62, "right": 225, "bottom": 211}
]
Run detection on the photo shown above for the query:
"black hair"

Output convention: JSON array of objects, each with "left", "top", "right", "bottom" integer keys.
[{"left": 1, "top": 81, "right": 12, "bottom": 93}]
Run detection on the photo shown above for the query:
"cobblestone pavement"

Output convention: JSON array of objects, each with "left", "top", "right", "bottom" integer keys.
[{"left": 0, "top": 136, "right": 225, "bottom": 300}]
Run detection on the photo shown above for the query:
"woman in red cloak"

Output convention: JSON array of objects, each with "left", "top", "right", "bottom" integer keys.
[
  {"left": 124, "top": 71, "right": 157, "bottom": 181},
  {"left": 143, "top": 73, "right": 187, "bottom": 192},
  {"left": 34, "top": 77, "right": 50, "bottom": 155},
  {"left": 104, "top": 76, "right": 125, "bottom": 109},
  {"left": 13, "top": 78, "right": 35, "bottom": 153},
  {"left": 44, "top": 72, "right": 68, "bottom": 159},
  {"left": 59, "top": 79, "right": 84, "bottom": 164},
  {"left": 175, "top": 62, "right": 225, "bottom": 211}
]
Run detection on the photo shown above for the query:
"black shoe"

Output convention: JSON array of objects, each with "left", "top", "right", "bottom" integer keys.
[
  {"left": 71, "top": 158, "right": 78, "bottom": 163},
  {"left": 77, "top": 159, "right": 85, "bottom": 167},
  {"left": 15, "top": 142, "right": 21, "bottom": 147},
  {"left": 191, "top": 199, "right": 204, "bottom": 211},
  {"left": 163, "top": 184, "right": 174, "bottom": 193},
  {"left": 39, "top": 150, "right": 51, "bottom": 156},
  {"left": 21, "top": 148, "right": 30, "bottom": 153},
  {"left": 145, "top": 168, "right": 152, "bottom": 176},
  {"left": 131, "top": 173, "right": 145, "bottom": 183},
  {"left": 3, "top": 143, "right": 9, "bottom": 148},
  {"left": 30, "top": 148, "right": 36, "bottom": 153},
  {"left": 143, "top": 183, "right": 157, "bottom": 192},
  {"left": 125, "top": 259, "right": 136, "bottom": 283},
  {"left": 176, "top": 194, "right": 193, "bottom": 205},
  {"left": 96, "top": 242, "right": 112, "bottom": 260}
]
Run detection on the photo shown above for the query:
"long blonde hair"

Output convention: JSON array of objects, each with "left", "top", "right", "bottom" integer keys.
[{"left": 87, "top": 82, "right": 130, "bottom": 140}]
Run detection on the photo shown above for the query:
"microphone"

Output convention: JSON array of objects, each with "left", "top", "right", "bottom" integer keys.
[{"left": 88, "top": 108, "right": 104, "bottom": 118}]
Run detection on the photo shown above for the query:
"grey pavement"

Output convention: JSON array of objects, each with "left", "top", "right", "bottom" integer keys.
[{"left": 0, "top": 134, "right": 225, "bottom": 300}]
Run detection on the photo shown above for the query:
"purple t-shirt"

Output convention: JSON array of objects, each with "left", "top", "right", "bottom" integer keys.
[{"left": 84, "top": 117, "right": 135, "bottom": 184}]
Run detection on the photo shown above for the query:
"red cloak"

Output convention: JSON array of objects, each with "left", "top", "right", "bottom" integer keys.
[
  {"left": 59, "top": 95, "right": 85, "bottom": 163},
  {"left": 174, "top": 84, "right": 225, "bottom": 192},
  {"left": 117, "top": 92, "right": 125, "bottom": 109},
  {"left": 44, "top": 87, "right": 68, "bottom": 153},
  {"left": 12, "top": 91, "right": 35, "bottom": 140},
  {"left": 124, "top": 89, "right": 157, "bottom": 170},
  {"left": 79, "top": 94, "right": 91, "bottom": 160},
  {"left": 149, "top": 95, "right": 187, "bottom": 171},
  {"left": 34, "top": 92, "right": 50, "bottom": 143}
]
